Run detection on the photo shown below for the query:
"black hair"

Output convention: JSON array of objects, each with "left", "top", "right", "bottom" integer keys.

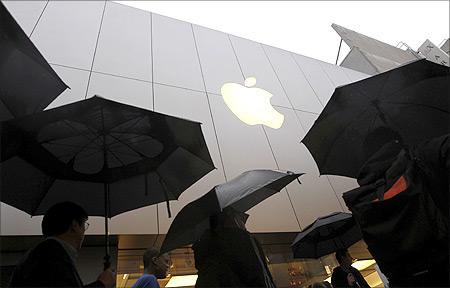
[
  {"left": 41, "top": 201, "right": 88, "bottom": 237},
  {"left": 143, "top": 247, "right": 160, "bottom": 269},
  {"left": 335, "top": 249, "right": 348, "bottom": 264}
]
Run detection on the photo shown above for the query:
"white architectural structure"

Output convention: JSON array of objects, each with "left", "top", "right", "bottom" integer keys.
[{"left": 0, "top": 1, "right": 372, "bottom": 237}]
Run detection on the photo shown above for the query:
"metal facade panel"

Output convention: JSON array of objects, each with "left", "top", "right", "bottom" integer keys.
[
  {"left": 152, "top": 13, "right": 204, "bottom": 91},
  {"left": 208, "top": 93, "right": 277, "bottom": 179},
  {"left": 229, "top": 35, "right": 292, "bottom": 108},
  {"left": 193, "top": 25, "right": 243, "bottom": 96},
  {"left": 295, "top": 110, "right": 319, "bottom": 135},
  {"left": 208, "top": 95, "right": 299, "bottom": 232},
  {"left": 2, "top": 0, "right": 47, "bottom": 36},
  {"left": 87, "top": 72, "right": 153, "bottom": 110},
  {"left": 263, "top": 45, "right": 323, "bottom": 113},
  {"left": 109, "top": 206, "right": 158, "bottom": 234},
  {"left": 93, "top": 2, "right": 152, "bottom": 81},
  {"left": 152, "top": 84, "right": 226, "bottom": 233},
  {"left": 320, "top": 62, "right": 353, "bottom": 88},
  {"left": 30, "top": 1, "right": 105, "bottom": 70},
  {"left": 292, "top": 54, "right": 335, "bottom": 106},
  {"left": 326, "top": 176, "right": 358, "bottom": 212},
  {"left": 1, "top": 203, "right": 43, "bottom": 235},
  {"left": 340, "top": 66, "right": 371, "bottom": 83},
  {"left": 45, "top": 65, "right": 90, "bottom": 110}
]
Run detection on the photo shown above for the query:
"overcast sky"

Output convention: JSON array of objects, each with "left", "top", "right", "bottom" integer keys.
[{"left": 116, "top": 1, "right": 449, "bottom": 65}]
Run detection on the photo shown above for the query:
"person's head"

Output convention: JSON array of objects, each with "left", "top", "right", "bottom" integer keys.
[
  {"left": 41, "top": 201, "right": 88, "bottom": 250},
  {"left": 143, "top": 248, "right": 171, "bottom": 279},
  {"left": 363, "top": 126, "right": 403, "bottom": 160},
  {"left": 335, "top": 249, "right": 353, "bottom": 267},
  {"left": 209, "top": 207, "right": 249, "bottom": 231}
]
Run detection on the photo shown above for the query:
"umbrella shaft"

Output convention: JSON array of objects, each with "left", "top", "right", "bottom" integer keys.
[{"left": 104, "top": 183, "right": 110, "bottom": 257}]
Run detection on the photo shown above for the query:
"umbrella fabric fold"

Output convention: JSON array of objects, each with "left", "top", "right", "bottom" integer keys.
[
  {"left": 0, "top": 2, "right": 68, "bottom": 120},
  {"left": 160, "top": 170, "right": 303, "bottom": 254},
  {"left": 302, "top": 59, "right": 449, "bottom": 178},
  {"left": 291, "top": 212, "right": 362, "bottom": 259}
]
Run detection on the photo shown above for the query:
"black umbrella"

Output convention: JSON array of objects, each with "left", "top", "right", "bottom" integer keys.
[
  {"left": 0, "top": 96, "right": 215, "bottom": 267},
  {"left": 302, "top": 59, "right": 449, "bottom": 178},
  {"left": 160, "top": 169, "right": 303, "bottom": 254},
  {"left": 291, "top": 212, "right": 362, "bottom": 259},
  {"left": 0, "top": 2, "right": 68, "bottom": 121}
]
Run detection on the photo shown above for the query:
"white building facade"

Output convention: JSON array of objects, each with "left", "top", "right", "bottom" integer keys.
[{"left": 1, "top": 2, "right": 384, "bottom": 286}]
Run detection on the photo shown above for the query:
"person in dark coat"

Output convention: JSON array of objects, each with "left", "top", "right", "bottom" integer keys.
[
  {"left": 193, "top": 207, "right": 276, "bottom": 288},
  {"left": 9, "top": 201, "right": 115, "bottom": 288},
  {"left": 331, "top": 249, "right": 369, "bottom": 288},
  {"left": 343, "top": 130, "right": 449, "bottom": 287}
]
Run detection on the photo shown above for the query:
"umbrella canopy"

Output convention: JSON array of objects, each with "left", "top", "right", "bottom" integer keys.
[
  {"left": 291, "top": 212, "right": 362, "bottom": 259},
  {"left": 0, "top": 2, "right": 68, "bottom": 121},
  {"left": 302, "top": 59, "right": 449, "bottom": 178},
  {"left": 160, "top": 169, "right": 303, "bottom": 254},
  {"left": 1, "top": 96, "right": 215, "bottom": 266}
]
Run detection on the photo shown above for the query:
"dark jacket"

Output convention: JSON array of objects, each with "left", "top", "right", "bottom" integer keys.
[
  {"left": 343, "top": 135, "right": 449, "bottom": 287},
  {"left": 193, "top": 228, "right": 276, "bottom": 288},
  {"left": 331, "top": 266, "right": 369, "bottom": 288},
  {"left": 9, "top": 238, "right": 104, "bottom": 287}
]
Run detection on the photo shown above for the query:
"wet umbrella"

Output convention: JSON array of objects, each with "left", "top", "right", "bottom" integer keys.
[
  {"left": 160, "top": 169, "right": 303, "bottom": 254},
  {"left": 291, "top": 212, "right": 362, "bottom": 259},
  {"left": 0, "top": 2, "right": 68, "bottom": 121},
  {"left": 302, "top": 59, "right": 449, "bottom": 178},
  {"left": 0, "top": 96, "right": 215, "bottom": 267}
]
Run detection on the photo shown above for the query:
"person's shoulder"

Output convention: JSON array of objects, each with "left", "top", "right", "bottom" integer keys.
[
  {"left": 132, "top": 274, "right": 159, "bottom": 288},
  {"left": 32, "top": 238, "right": 65, "bottom": 255},
  {"left": 141, "top": 274, "right": 157, "bottom": 280}
]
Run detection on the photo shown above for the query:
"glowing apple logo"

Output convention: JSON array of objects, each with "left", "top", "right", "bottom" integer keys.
[{"left": 220, "top": 77, "right": 284, "bottom": 129}]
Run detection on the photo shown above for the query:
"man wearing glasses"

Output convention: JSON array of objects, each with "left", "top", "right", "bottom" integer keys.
[
  {"left": 331, "top": 249, "right": 369, "bottom": 288},
  {"left": 9, "top": 201, "right": 115, "bottom": 287}
]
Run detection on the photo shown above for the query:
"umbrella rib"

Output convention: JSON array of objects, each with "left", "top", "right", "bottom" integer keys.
[
  {"left": 57, "top": 146, "right": 104, "bottom": 164},
  {"left": 30, "top": 177, "right": 57, "bottom": 216},
  {"left": 381, "top": 101, "right": 449, "bottom": 114},
  {"left": 106, "top": 148, "right": 126, "bottom": 167},
  {"left": 40, "top": 120, "right": 98, "bottom": 144},
  {"left": 43, "top": 142, "right": 95, "bottom": 149},
  {"left": 110, "top": 115, "right": 148, "bottom": 134},
  {"left": 377, "top": 76, "right": 446, "bottom": 104},
  {"left": 109, "top": 133, "right": 146, "bottom": 143},
  {"left": 107, "top": 133, "right": 147, "bottom": 158},
  {"left": 0, "top": 97, "right": 15, "bottom": 118},
  {"left": 108, "top": 131, "right": 161, "bottom": 145},
  {"left": 62, "top": 119, "right": 98, "bottom": 142},
  {"left": 60, "top": 135, "right": 102, "bottom": 162},
  {"left": 366, "top": 112, "right": 379, "bottom": 140}
]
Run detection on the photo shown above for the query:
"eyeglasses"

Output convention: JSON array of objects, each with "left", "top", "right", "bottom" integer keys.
[{"left": 84, "top": 222, "right": 90, "bottom": 231}]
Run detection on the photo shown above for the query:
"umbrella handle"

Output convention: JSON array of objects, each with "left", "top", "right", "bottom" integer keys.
[
  {"left": 158, "top": 175, "right": 172, "bottom": 218},
  {"left": 166, "top": 200, "right": 172, "bottom": 218},
  {"left": 103, "top": 255, "right": 111, "bottom": 270}
]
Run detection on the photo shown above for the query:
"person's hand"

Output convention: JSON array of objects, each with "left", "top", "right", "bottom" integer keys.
[{"left": 97, "top": 268, "right": 115, "bottom": 288}]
